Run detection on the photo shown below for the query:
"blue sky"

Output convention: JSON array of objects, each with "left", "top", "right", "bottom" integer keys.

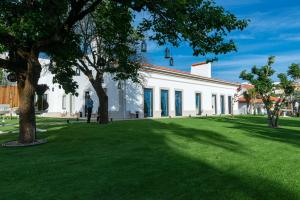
[{"left": 142, "top": 0, "right": 300, "bottom": 82}]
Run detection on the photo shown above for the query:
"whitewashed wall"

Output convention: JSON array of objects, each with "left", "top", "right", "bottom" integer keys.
[
  {"left": 38, "top": 58, "right": 239, "bottom": 119},
  {"left": 128, "top": 71, "right": 239, "bottom": 118},
  {"left": 190, "top": 63, "right": 212, "bottom": 78},
  {"left": 39, "top": 70, "right": 123, "bottom": 117}
]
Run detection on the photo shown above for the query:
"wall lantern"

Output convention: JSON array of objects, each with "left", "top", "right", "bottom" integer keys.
[
  {"left": 164, "top": 47, "right": 170, "bottom": 59},
  {"left": 141, "top": 40, "right": 147, "bottom": 52},
  {"left": 117, "top": 81, "right": 122, "bottom": 89},
  {"left": 169, "top": 57, "right": 174, "bottom": 66}
]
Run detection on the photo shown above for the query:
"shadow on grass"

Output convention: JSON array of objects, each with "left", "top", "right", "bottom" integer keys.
[
  {"left": 205, "top": 116, "right": 300, "bottom": 148},
  {"left": 0, "top": 118, "right": 298, "bottom": 199}
]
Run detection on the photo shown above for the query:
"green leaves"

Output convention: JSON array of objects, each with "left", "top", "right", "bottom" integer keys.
[
  {"left": 278, "top": 73, "right": 294, "bottom": 96},
  {"left": 137, "top": 0, "right": 248, "bottom": 57},
  {"left": 288, "top": 63, "right": 300, "bottom": 81},
  {"left": 239, "top": 56, "right": 297, "bottom": 126},
  {"left": 0, "top": 0, "right": 248, "bottom": 94}
]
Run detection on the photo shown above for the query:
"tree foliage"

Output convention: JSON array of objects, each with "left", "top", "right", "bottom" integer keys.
[
  {"left": 45, "top": 0, "right": 249, "bottom": 94},
  {"left": 0, "top": 0, "right": 248, "bottom": 143},
  {"left": 0, "top": 68, "right": 3, "bottom": 84},
  {"left": 50, "top": 1, "right": 144, "bottom": 123},
  {"left": 240, "top": 56, "right": 297, "bottom": 127},
  {"left": 50, "top": 1, "right": 143, "bottom": 94},
  {"left": 288, "top": 63, "right": 300, "bottom": 81}
]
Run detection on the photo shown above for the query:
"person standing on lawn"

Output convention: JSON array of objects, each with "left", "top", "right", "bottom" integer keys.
[{"left": 86, "top": 95, "right": 94, "bottom": 123}]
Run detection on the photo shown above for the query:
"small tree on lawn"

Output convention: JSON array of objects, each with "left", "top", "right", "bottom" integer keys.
[{"left": 240, "top": 56, "right": 297, "bottom": 128}]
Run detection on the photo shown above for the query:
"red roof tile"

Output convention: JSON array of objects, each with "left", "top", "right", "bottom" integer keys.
[
  {"left": 239, "top": 96, "right": 281, "bottom": 103},
  {"left": 191, "top": 61, "right": 207, "bottom": 66},
  {"left": 241, "top": 84, "right": 254, "bottom": 89},
  {"left": 143, "top": 63, "right": 190, "bottom": 75}
]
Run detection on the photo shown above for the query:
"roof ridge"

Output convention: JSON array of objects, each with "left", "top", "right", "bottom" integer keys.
[
  {"left": 142, "top": 63, "right": 239, "bottom": 86},
  {"left": 191, "top": 61, "right": 207, "bottom": 66}
]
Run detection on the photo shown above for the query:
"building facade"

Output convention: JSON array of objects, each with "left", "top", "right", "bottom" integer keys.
[{"left": 38, "top": 59, "right": 240, "bottom": 119}]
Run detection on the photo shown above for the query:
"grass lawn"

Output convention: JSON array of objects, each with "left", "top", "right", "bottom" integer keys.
[{"left": 0, "top": 116, "right": 300, "bottom": 200}]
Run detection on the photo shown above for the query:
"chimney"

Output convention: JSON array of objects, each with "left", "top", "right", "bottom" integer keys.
[{"left": 190, "top": 62, "right": 212, "bottom": 78}]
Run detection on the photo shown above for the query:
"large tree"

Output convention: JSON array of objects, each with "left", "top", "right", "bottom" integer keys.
[
  {"left": 52, "top": 0, "right": 249, "bottom": 124},
  {"left": 0, "top": 0, "right": 104, "bottom": 144},
  {"left": 0, "top": 0, "right": 247, "bottom": 144},
  {"left": 240, "top": 56, "right": 299, "bottom": 128},
  {"left": 52, "top": 2, "right": 142, "bottom": 124}
]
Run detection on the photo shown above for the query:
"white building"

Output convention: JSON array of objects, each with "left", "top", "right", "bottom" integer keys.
[{"left": 38, "top": 60, "right": 240, "bottom": 119}]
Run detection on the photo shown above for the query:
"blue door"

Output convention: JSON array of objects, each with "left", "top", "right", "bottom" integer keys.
[
  {"left": 144, "top": 88, "right": 153, "bottom": 117},
  {"left": 212, "top": 95, "right": 217, "bottom": 115},
  {"left": 195, "top": 93, "right": 202, "bottom": 115},
  {"left": 221, "top": 95, "right": 225, "bottom": 114},
  {"left": 161, "top": 90, "right": 169, "bottom": 117},
  {"left": 228, "top": 96, "right": 232, "bottom": 114},
  {"left": 175, "top": 91, "right": 182, "bottom": 116}
]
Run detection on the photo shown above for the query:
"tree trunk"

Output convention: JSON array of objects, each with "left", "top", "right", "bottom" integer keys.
[
  {"left": 273, "top": 108, "right": 281, "bottom": 128},
  {"left": 266, "top": 109, "right": 275, "bottom": 128},
  {"left": 17, "top": 58, "right": 41, "bottom": 143},
  {"left": 98, "top": 89, "right": 109, "bottom": 124},
  {"left": 274, "top": 115, "right": 279, "bottom": 128},
  {"left": 246, "top": 103, "right": 250, "bottom": 114},
  {"left": 252, "top": 102, "right": 256, "bottom": 115},
  {"left": 91, "top": 76, "right": 109, "bottom": 124}
]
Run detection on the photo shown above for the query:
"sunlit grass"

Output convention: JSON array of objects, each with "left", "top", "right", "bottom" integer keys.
[{"left": 0, "top": 116, "right": 300, "bottom": 200}]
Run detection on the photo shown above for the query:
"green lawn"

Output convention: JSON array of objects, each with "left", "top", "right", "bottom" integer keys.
[{"left": 0, "top": 116, "right": 300, "bottom": 200}]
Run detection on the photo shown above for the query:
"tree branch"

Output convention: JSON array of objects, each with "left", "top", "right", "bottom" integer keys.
[
  {"left": 84, "top": 55, "right": 95, "bottom": 68},
  {"left": 67, "top": 0, "right": 103, "bottom": 28},
  {"left": 36, "top": 0, "right": 103, "bottom": 50},
  {"left": 0, "top": 32, "right": 17, "bottom": 48},
  {"left": 0, "top": 57, "right": 14, "bottom": 70},
  {"left": 77, "top": 59, "right": 94, "bottom": 80}
]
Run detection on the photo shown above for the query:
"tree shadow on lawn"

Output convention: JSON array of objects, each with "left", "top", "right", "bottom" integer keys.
[
  {"left": 217, "top": 115, "right": 300, "bottom": 128},
  {"left": 205, "top": 116, "right": 300, "bottom": 148},
  {"left": 0, "top": 119, "right": 298, "bottom": 200}
]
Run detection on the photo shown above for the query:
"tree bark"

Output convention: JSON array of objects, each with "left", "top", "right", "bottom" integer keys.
[
  {"left": 274, "top": 115, "right": 279, "bottom": 128},
  {"left": 246, "top": 102, "right": 250, "bottom": 114},
  {"left": 98, "top": 88, "right": 109, "bottom": 124},
  {"left": 90, "top": 76, "right": 109, "bottom": 124},
  {"left": 253, "top": 104, "right": 256, "bottom": 115},
  {"left": 266, "top": 109, "right": 275, "bottom": 128},
  {"left": 17, "top": 58, "right": 41, "bottom": 143}
]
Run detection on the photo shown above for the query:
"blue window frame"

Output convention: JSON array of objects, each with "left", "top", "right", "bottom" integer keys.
[
  {"left": 161, "top": 89, "right": 169, "bottom": 117},
  {"left": 212, "top": 94, "right": 217, "bottom": 115},
  {"left": 221, "top": 95, "right": 225, "bottom": 114},
  {"left": 144, "top": 88, "right": 153, "bottom": 117},
  {"left": 175, "top": 91, "right": 182, "bottom": 116},
  {"left": 228, "top": 96, "right": 232, "bottom": 114},
  {"left": 196, "top": 93, "right": 202, "bottom": 115}
]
